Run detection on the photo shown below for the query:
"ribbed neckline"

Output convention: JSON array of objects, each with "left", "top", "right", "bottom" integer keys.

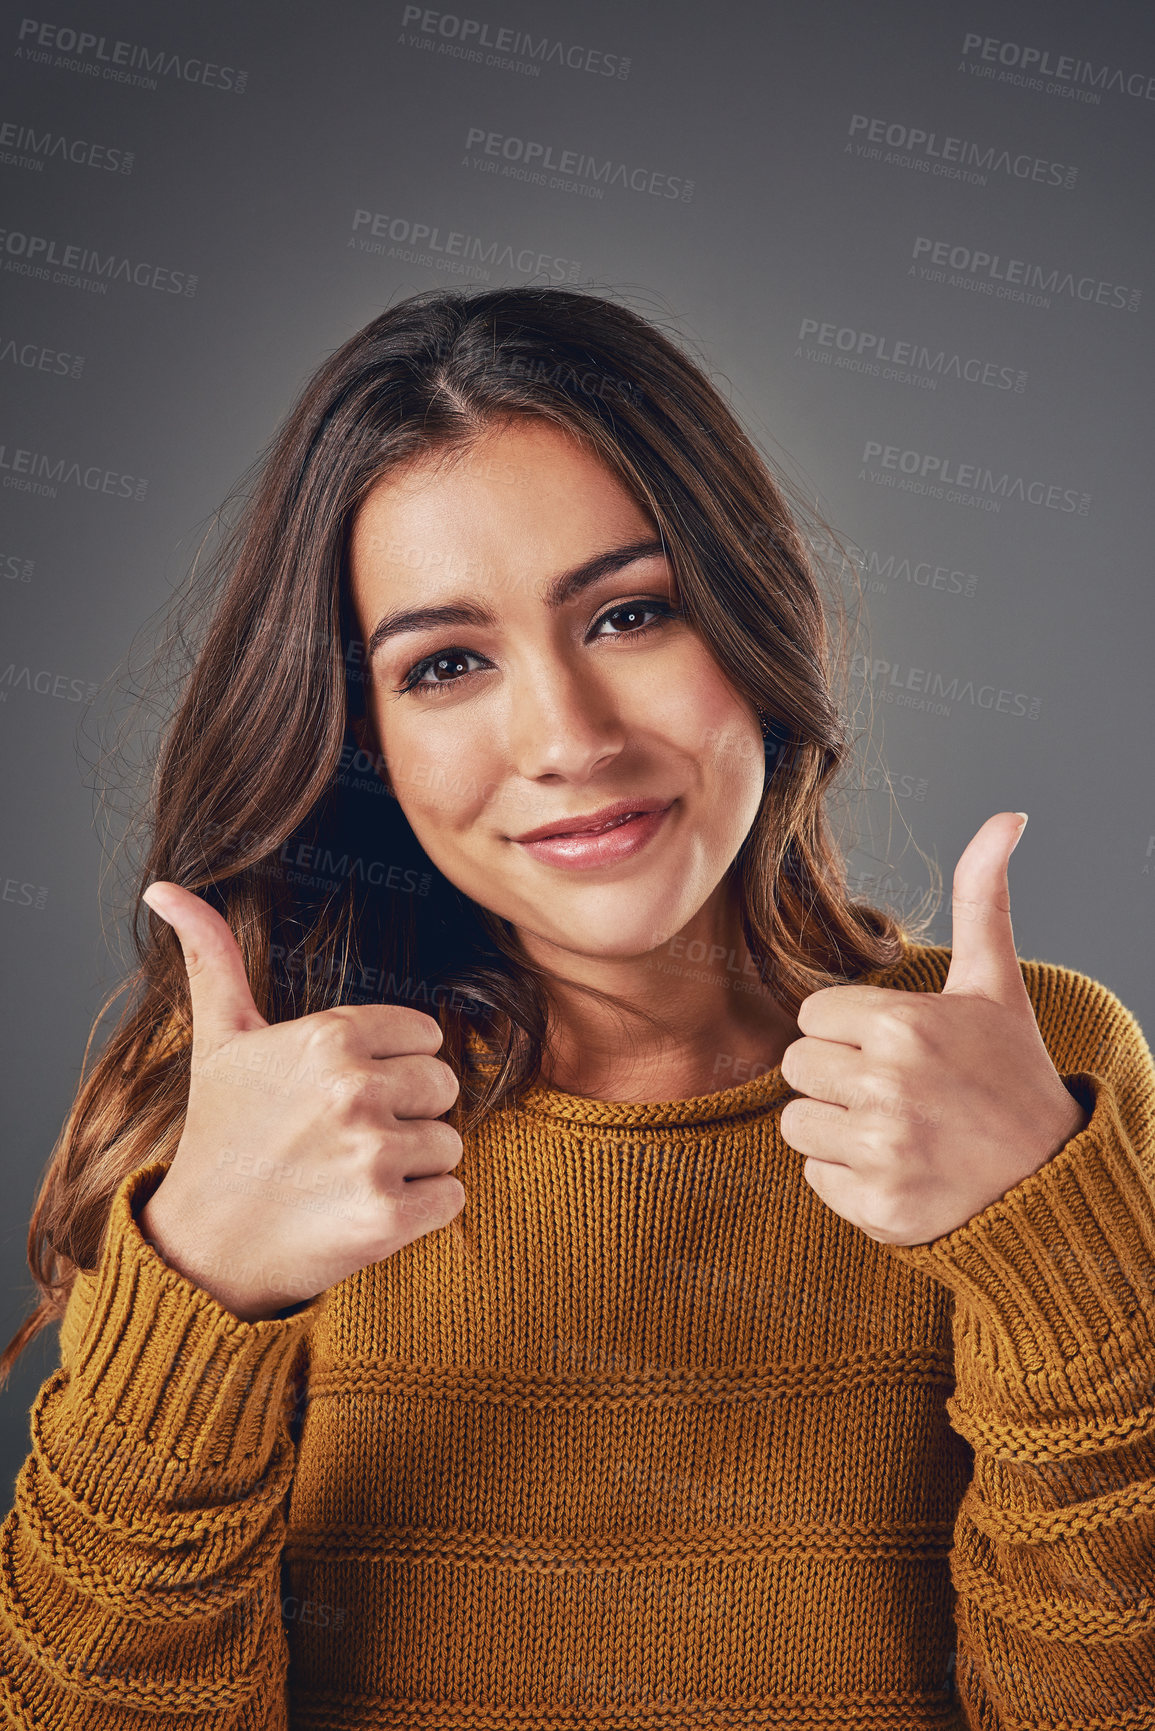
[{"left": 465, "top": 934, "right": 928, "bottom": 1129}]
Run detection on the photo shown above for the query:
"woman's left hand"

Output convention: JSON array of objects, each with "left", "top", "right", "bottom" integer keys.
[{"left": 778, "top": 811, "right": 1090, "bottom": 1245}]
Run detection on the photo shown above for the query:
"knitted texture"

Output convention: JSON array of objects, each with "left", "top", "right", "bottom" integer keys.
[{"left": 2, "top": 941, "right": 1153, "bottom": 1729}]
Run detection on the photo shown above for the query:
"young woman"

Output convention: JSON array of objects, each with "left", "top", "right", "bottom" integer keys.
[{"left": 1, "top": 286, "right": 1152, "bottom": 1730}]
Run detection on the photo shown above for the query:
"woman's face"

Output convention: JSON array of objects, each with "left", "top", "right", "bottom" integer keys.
[{"left": 348, "top": 415, "right": 767, "bottom": 969}]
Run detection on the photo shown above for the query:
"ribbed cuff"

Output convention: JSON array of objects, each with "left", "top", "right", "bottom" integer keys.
[
  {"left": 42, "top": 1160, "right": 324, "bottom": 1507},
  {"left": 886, "top": 1073, "right": 1155, "bottom": 1383}
]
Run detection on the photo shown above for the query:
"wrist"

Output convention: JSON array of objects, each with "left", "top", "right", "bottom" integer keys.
[{"left": 135, "top": 1182, "right": 285, "bottom": 1323}]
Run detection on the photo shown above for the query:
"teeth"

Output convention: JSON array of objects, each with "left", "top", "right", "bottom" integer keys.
[
  {"left": 528, "top": 809, "right": 652, "bottom": 842},
  {"left": 540, "top": 811, "right": 640, "bottom": 841},
  {"left": 583, "top": 811, "right": 639, "bottom": 835}
]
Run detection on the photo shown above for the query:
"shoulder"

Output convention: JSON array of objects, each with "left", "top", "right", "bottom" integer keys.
[{"left": 885, "top": 939, "right": 1152, "bottom": 1084}]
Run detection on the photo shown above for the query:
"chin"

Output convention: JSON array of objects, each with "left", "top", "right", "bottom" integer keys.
[{"left": 530, "top": 900, "right": 699, "bottom": 963}]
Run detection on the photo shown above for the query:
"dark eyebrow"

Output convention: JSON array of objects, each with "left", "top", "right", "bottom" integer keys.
[{"left": 364, "top": 535, "right": 668, "bottom": 660}]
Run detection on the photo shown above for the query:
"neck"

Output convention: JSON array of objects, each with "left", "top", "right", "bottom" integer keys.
[{"left": 514, "top": 883, "right": 801, "bottom": 1102}]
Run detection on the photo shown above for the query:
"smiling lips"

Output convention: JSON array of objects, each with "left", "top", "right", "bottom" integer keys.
[
  {"left": 512, "top": 797, "right": 672, "bottom": 844},
  {"left": 512, "top": 802, "right": 675, "bottom": 870}
]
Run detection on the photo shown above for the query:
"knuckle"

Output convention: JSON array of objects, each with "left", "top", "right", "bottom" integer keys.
[
  {"left": 886, "top": 1119, "right": 921, "bottom": 1159},
  {"left": 391, "top": 1006, "right": 442, "bottom": 1047},
  {"left": 878, "top": 1004, "right": 923, "bottom": 1047},
  {"left": 857, "top": 1120, "right": 900, "bottom": 1166},
  {"left": 853, "top": 1067, "right": 890, "bottom": 1111},
  {"left": 182, "top": 948, "right": 209, "bottom": 981},
  {"left": 439, "top": 1175, "right": 467, "bottom": 1217},
  {"left": 861, "top": 1179, "right": 921, "bottom": 1242},
  {"left": 430, "top": 1120, "right": 464, "bottom": 1163},
  {"left": 434, "top": 1056, "right": 461, "bottom": 1096},
  {"left": 427, "top": 1053, "right": 460, "bottom": 1094},
  {"left": 304, "top": 1012, "right": 353, "bottom": 1053}
]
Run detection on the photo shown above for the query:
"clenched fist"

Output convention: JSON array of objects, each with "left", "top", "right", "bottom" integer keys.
[
  {"left": 778, "top": 812, "right": 1089, "bottom": 1245},
  {"left": 138, "top": 881, "right": 466, "bottom": 1320}
]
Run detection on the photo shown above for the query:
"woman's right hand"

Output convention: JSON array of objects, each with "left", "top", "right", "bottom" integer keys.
[{"left": 137, "top": 881, "right": 466, "bottom": 1321}]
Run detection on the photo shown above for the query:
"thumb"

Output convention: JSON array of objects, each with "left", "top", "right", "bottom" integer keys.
[
  {"left": 942, "top": 811, "right": 1031, "bottom": 1005},
  {"left": 141, "top": 880, "right": 268, "bottom": 1045}
]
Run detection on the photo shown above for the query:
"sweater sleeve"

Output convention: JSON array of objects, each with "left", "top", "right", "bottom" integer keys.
[
  {"left": 886, "top": 973, "right": 1155, "bottom": 1728},
  {"left": 0, "top": 1160, "right": 324, "bottom": 1730}
]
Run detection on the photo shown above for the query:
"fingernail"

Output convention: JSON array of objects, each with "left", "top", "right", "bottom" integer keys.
[{"left": 1011, "top": 812, "right": 1028, "bottom": 851}]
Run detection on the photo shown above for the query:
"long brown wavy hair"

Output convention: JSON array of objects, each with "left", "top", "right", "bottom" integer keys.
[{"left": 1, "top": 283, "right": 935, "bottom": 1384}]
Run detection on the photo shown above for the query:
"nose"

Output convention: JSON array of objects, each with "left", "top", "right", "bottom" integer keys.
[{"left": 506, "top": 662, "right": 626, "bottom": 782}]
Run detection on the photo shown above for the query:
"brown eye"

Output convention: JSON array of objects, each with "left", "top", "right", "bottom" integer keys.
[
  {"left": 593, "top": 598, "right": 681, "bottom": 637},
  {"left": 396, "top": 648, "right": 488, "bottom": 697}
]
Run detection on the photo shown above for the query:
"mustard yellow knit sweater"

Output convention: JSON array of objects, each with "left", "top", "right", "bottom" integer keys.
[{"left": 2, "top": 940, "right": 1154, "bottom": 1729}]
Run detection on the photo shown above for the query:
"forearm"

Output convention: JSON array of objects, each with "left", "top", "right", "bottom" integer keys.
[
  {"left": 890, "top": 1068, "right": 1155, "bottom": 1725},
  {"left": 0, "top": 1163, "right": 321, "bottom": 1729}
]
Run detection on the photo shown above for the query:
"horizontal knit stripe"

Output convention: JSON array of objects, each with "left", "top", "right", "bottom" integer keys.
[
  {"left": 304, "top": 1347, "right": 953, "bottom": 1407},
  {"left": 951, "top": 1545, "right": 1155, "bottom": 1642},
  {"left": 965, "top": 1468, "right": 1155, "bottom": 1543},
  {"left": 1, "top": 1497, "right": 288, "bottom": 1714},
  {"left": 9, "top": 1446, "right": 292, "bottom": 1616},
  {"left": 289, "top": 1685, "right": 966, "bottom": 1729},
  {"left": 285, "top": 1517, "right": 955, "bottom": 1568},
  {"left": 947, "top": 1378, "right": 1155, "bottom": 1459},
  {"left": 955, "top": 1602, "right": 1155, "bottom": 1723}
]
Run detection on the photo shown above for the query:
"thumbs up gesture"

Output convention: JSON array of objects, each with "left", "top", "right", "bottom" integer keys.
[
  {"left": 778, "top": 813, "right": 1090, "bottom": 1245},
  {"left": 136, "top": 882, "right": 466, "bottom": 1320}
]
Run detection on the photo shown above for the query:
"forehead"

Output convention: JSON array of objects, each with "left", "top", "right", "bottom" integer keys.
[{"left": 349, "top": 418, "right": 647, "bottom": 586}]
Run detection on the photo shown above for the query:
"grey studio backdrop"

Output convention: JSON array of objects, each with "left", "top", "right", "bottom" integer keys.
[{"left": 1, "top": 0, "right": 1153, "bottom": 1494}]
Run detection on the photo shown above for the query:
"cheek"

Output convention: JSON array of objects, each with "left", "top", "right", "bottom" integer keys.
[
  {"left": 700, "top": 719, "right": 767, "bottom": 789},
  {"left": 379, "top": 713, "right": 496, "bottom": 844},
  {"left": 670, "top": 663, "right": 765, "bottom": 786}
]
